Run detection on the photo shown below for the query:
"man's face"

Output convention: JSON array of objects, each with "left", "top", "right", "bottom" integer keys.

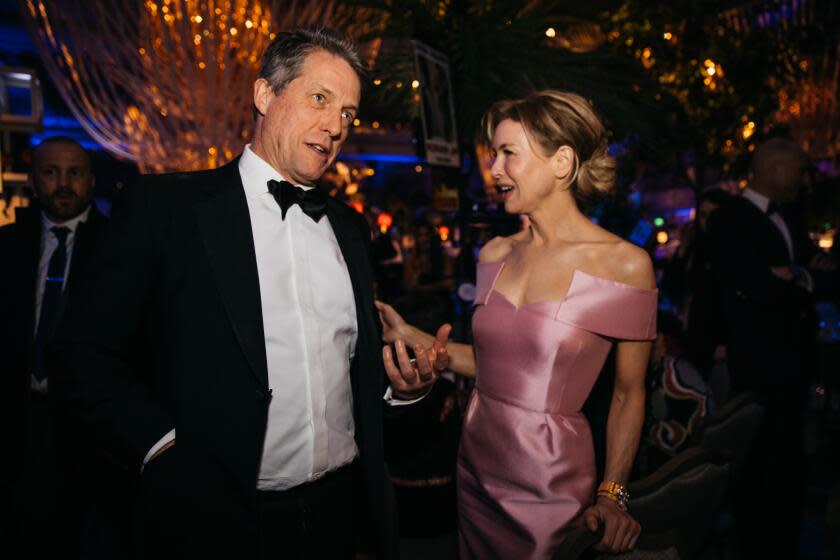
[
  {"left": 31, "top": 141, "right": 95, "bottom": 222},
  {"left": 252, "top": 49, "right": 361, "bottom": 186},
  {"left": 773, "top": 152, "right": 810, "bottom": 204}
]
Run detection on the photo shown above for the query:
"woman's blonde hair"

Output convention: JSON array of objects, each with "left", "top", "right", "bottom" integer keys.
[{"left": 483, "top": 90, "right": 616, "bottom": 207}]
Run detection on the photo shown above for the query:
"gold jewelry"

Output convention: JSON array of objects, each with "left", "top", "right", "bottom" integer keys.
[{"left": 597, "top": 480, "right": 630, "bottom": 510}]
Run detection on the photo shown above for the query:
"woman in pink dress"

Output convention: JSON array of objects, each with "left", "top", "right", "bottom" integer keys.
[{"left": 380, "top": 90, "right": 656, "bottom": 558}]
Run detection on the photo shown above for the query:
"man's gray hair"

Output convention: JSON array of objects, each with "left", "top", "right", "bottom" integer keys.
[{"left": 258, "top": 26, "right": 366, "bottom": 94}]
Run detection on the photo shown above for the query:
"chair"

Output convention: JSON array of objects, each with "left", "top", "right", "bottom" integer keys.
[
  {"left": 689, "top": 391, "right": 766, "bottom": 556},
  {"left": 689, "top": 391, "right": 764, "bottom": 477},
  {"left": 557, "top": 448, "right": 731, "bottom": 560},
  {"left": 625, "top": 447, "right": 730, "bottom": 558}
]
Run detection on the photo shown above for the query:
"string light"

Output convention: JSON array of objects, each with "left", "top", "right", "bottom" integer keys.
[{"left": 741, "top": 121, "right": 756, "bottom": 140}]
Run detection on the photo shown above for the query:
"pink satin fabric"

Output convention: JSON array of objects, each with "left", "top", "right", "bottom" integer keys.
[{"left": 458, "top": 261, "right": 657, "bottom": 559}]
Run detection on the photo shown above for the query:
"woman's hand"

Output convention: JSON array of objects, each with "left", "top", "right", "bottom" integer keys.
[
  {"left": 376, "top": 300, "right": 451, "bottom": 399},
  {"left": 375, "top": 299, "right": 473, "bottom": 378},
  {"left": 375, "top": 300, "right": 411, "bottom": 344},
  {"left": 376, "top": 299, "right": 452, "bottom": 374},
  {"left": 582, "top": 497, "right": 641, "bottom": 553}
]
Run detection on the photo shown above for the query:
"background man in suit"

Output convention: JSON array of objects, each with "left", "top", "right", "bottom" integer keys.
[
  {"left": 51, "top": 27, "right": 444, "bottom": 559},
  {"left": 0, "top": 137, "right": 111, "bottom": 559},
  {"left": 707, "top": 136, "right": 819, "bottom": 558}
]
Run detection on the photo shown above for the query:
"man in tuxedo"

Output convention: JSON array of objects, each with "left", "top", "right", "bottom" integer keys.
[
  {"left": 707, "top": 137, "right": 818, "bottom": 558},
  {"left": 0, "top": 137, "right": 110, "bottom": 559},
  {"left": 51, "top": 28, "right": 443, "bottom": 559}
]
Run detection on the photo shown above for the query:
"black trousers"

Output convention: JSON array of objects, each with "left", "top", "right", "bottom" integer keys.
[{"left": 256, "top": 463, "right": 358, "bottom": 560}]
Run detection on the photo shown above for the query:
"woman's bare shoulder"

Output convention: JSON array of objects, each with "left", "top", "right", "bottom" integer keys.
[
  {"left": 608, "top": 240, "right": 656, "bottom": 290},
  {"left": 478, "top": 235, "right": 517, "bottom": 263}
]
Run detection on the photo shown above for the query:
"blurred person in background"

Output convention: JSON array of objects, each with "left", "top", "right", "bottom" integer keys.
[
  {"left": 707, "top": 136, "right": 820, "bottom": 558},
  {"left": 0, "top": 137, "right": 123, "bottom": 559}
]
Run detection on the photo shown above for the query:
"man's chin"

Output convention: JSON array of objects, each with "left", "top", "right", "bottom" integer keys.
[
  {"left": 297, "top": 168, "right": 329, "bottom": 187},
  {"left": 45, "top": 201, "right": 87, "bottom": 221}
]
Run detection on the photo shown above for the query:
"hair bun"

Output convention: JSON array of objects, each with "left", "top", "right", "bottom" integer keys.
[{"left": 576, "top": 141, "right": 616, "bottom": 201}]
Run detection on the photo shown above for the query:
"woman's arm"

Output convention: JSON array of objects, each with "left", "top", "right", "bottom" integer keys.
[
  {"left": 582, "top": 242, "right": 655, "bottom": 553},
  {"left": 580, "top": 338, "right": 649, "bottom": 554},
  {"left": 375, "top": 300, "right": 476, "bottom": 377},
  {"left": 603, "top": 339, "right": 649, "bottom": 487}
]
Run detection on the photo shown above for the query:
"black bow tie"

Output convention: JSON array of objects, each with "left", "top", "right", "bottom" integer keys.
[{"left": 267, "top": 179, "right": 327, "bottom": 222}]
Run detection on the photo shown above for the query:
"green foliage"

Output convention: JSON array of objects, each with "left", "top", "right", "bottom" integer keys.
[
  {"left": 602, "top": 0, "right": 814, "bottom": 174},
  {"left": 353, "top": 0, "right": 670, "bottom": 155}
]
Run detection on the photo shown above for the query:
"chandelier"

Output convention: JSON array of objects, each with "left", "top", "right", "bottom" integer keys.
[{"left": 22, "top": 1, "right": 374, "bottom": 172}]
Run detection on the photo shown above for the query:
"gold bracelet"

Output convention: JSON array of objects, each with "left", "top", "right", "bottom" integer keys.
[
  {"left": 596, "top": 491, "right": 628, "bottom": 511},
  {"left": 597, "top": 480, "right": 630, "bottom": 509},
  {"left": 598, "top": 481, "right": 629, "bottom": 499}
]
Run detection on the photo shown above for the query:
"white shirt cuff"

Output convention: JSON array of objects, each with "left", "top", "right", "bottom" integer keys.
[
  {"left": 142, "top": 429, "right": 176, "bottom": 472},
  {"left": 383, "top": 386, "right": 428, "bottom": 406}
]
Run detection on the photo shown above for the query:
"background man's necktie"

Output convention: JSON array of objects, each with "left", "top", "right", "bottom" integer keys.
[
  {"left": 267, "top": 179, "right": 327, "bottom": 222},
  {"left": 32, "top": 226, "right": 70, "bottom": 381}
]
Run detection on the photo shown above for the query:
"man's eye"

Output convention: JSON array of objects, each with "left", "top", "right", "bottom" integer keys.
[
  {"left": 312, "top": 93, "right": 325, "bottom": 103},
  {"left": 341, "top": 111, "right": 355, "bottom": 121}
]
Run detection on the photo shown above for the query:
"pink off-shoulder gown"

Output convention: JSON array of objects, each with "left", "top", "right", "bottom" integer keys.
[{"left": 457, "top": 261, "right": 658, "bottom": 559}]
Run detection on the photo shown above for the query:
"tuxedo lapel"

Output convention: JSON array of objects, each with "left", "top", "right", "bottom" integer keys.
[
  {"left": 192, "top": 160, "right": 269, "bottom": 389},
  {"left": 738, "top": 198, "right": 791, "bottom": 263},
  {"left": 62, "top": 206, "right": 106, "bottom": 311},
  {"left": 327, "top": 199, "right": 375, "bottom": 329},
  {"left": 326, "top": 199, "right": 378, "bottom": 388}
]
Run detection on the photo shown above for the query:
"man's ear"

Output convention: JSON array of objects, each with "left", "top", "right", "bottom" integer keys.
[
  {"left": 550, "top": 145, "right": 576, "bottom": 181},
  {"left": 253, "top": 78, "right": 273, "bottom": 117}
]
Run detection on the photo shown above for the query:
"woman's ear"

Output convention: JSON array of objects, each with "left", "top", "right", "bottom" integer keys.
[{"left": 551, "top": 145, "right": 576, "bottom": 181}]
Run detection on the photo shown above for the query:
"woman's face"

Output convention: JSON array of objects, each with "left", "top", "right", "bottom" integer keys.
[{"left": 489, "top": 119, "right": 558, "bottom": 215}]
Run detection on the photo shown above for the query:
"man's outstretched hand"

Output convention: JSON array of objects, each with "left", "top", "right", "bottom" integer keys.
[{"left": 376, "top": 301, "right": 451, "bottom": 400}]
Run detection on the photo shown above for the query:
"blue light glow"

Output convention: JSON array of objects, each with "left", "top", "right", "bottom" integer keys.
[{"left": 338, "top": 153, "right": 422, "bottom": 164}]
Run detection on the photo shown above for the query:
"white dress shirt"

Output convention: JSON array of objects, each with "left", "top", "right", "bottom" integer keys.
[
  {"left": 242, "top": 146, "right": 360, "bottom": 490},
  {"left": 31, "top": 206, "right": 91, "bottom": 393}
]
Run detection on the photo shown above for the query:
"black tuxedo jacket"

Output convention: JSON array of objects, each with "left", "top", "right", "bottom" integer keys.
[
  {"left": 706, "top": 195, "right": 816, "bottom": 392},
  {"left": 50, "top": 159, "right": 406, "bottom": 557},
  {"left": 0, "top": 203, "right": 108, "bottom": 484}
]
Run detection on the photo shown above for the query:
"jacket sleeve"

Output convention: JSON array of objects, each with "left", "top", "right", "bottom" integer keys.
[
  {"left": 49, "top": 178, "right": 174, "bottom": 472},
  {"left": 706, "top": 205, "right": 808, "bottom": 306}
]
